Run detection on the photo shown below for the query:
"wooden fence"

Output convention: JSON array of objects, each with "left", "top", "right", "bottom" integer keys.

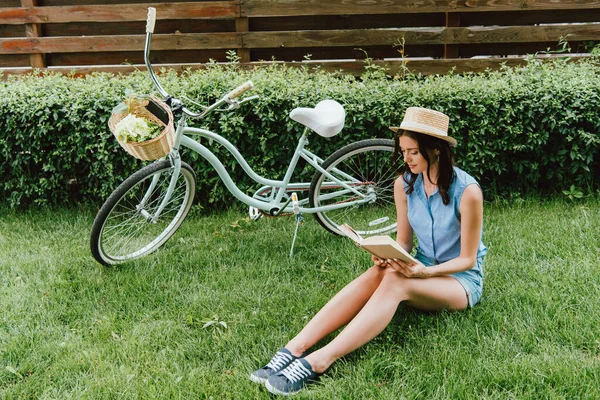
[{"left": 1, "top": 0, "right": 600, "bottom": 77}]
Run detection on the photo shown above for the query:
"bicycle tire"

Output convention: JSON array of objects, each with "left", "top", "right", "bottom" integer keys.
[
  {"left": 90, "top": 160, "right": 196, "bottom": 266},
  {"left": 308, "top": 138, "right": 397, "bottom": 236}
]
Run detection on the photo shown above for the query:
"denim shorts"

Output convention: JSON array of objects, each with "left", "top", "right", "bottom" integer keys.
[{"left": 414, "top": 251, "right": 485, "bottom": 308}]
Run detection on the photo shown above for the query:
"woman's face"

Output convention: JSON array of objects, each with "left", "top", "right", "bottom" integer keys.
[{"left": 399, "top": 135, "right": 435, "bottom": 175}]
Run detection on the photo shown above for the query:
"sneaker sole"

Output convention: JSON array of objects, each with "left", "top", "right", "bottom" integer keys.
[
  {"left": 265, "top": 380, "right": 298, "bottom": 396},
  {"left": 249, "top": 373, "right": 267, "bottom": 385}
]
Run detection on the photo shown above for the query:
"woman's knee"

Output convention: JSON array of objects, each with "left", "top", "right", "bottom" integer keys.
[
  {"left": 377, "top": 269, "right": 412, "bottom": 299},
  {"left": 364, "top": 264, "right": 389, "bottom": 280},
  {"left": 359, "top": 266, "right": 415, "bottom": 297}
]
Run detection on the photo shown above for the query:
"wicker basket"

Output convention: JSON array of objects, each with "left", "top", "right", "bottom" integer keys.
[{"left": 109, "top": 95, "right": 175, "bottom": 161}]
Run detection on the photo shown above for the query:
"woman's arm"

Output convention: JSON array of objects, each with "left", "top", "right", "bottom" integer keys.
[
  {"left": 421, "top": 183, "right": 483, "bottom": 277},
  {"left": 394, "top": 175, "right": 414, "bottom": 253}
]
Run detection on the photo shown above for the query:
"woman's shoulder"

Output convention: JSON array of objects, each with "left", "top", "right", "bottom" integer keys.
[
  {"left": 451, "top": 166, "right": 482, "bottom": 202},
  {"left": 461, "top": 182, "right": 483, "bottom": 203},
  {"left": 394, "top": 174, "right": 408, "bottom": 201},
  {"left": 452, "top": 166, "right": 479, "bottom": 187},
  {"left": 395, "top": 174, "right": 405, "bottom": 188}
]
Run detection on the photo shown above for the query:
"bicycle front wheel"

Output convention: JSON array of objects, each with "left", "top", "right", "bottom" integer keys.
[
  {"left": 90, "top": 160, "right": 196, "bottom": 266},
  {"left": 309, "top": 138, "right": 397, "bottom": 237}
]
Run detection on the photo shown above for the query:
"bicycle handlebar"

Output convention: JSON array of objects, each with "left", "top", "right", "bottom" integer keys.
[
  {"left": 226, "top": 81, "right": 254, "bottom": 100},
  {"left": 146, "top": 7, "right": 156, "bottom": 34},
  {"left": 143, "top": 7, "right": 255, "bottom": 118}
]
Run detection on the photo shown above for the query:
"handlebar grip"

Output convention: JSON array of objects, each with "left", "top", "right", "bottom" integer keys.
[
  {"left": 226, "top": 81, "right": 254, "bottom": 100},
  {"left": 146, "top": 7, "right": 157, "bottom": 34}
]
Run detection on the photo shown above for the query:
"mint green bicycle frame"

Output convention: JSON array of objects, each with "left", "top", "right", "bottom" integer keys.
[{"left": 145, "top": 118, "right": 376, "bottom": 222}]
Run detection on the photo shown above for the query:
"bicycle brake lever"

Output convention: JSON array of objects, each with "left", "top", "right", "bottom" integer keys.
[
  {"left": 225, "top": 95, "right": 259, "bottom": 111},
  {"left": 240, "top": 95, "right": 260, "bottom": 104},
  {"left": 225, "top": 100, "right": 241, "bottom": 111}
]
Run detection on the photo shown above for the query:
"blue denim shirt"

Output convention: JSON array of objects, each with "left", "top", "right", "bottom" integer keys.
[{"left": 405, "top": 166, "right": 487, "bottom": 265}]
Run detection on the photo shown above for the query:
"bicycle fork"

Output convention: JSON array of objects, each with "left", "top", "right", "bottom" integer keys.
[
  {"left": 138, "top": 115, "right": 187, "bottom": 223},
  {"left": 138, "top": 153, "right": 182, "bottom": 223}
]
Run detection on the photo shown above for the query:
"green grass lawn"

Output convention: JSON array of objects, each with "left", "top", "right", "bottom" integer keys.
[{"left": 1, "top": 198, "right": 599, "bottom": 399}]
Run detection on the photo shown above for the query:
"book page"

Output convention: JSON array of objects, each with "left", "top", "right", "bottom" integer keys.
[{"left": 339, "top": 223, "right": 363, "bottom": 243}]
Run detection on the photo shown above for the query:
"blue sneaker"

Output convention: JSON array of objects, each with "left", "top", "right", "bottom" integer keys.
[
  {"left": 265, "top": 358, "right": 320, "bottom": 396},
  {"left": 250, "top": 348, "right": 300, "bottom": 384}
]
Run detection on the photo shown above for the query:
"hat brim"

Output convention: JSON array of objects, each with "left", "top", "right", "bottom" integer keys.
[{"left": 389, "top": 126, "right": 457, "bottom": 147}]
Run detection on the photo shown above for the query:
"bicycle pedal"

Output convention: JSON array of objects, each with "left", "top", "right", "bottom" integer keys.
[{"left": 248, "top": 206, "right": 262, "bottom": 221}]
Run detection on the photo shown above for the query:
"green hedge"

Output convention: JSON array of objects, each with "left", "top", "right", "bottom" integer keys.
[{"left": 1, "top": 58, "right": 599, "bottom": 209}]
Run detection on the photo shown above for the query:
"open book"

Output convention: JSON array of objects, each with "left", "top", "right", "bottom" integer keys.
[{"left": 339, "top": 224, "right": 418, "bottom": 264}]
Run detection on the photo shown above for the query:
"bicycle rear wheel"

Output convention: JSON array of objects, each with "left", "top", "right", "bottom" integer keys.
[
  {"left": 90, "top": 160, "right": 196, "bottom": 266},
  {"left": 308, "top": 138, "right": 397, "bottom": 236}
]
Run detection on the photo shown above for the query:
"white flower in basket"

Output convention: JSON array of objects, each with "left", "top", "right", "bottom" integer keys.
[{"left": 114, "top": 113, "right": 162, "bottom": 143}]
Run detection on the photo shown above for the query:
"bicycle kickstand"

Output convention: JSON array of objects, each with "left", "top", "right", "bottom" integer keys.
[{"left": 289, "top": 192, "right": 303, "bottom": 257}]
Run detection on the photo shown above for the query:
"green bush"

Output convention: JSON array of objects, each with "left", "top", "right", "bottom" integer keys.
[{"left": 1, "top": 57, "right": 599, "bottom": 209}]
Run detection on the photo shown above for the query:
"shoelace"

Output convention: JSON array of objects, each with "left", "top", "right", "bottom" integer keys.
[
  {"left": 281, "top": 360, "right": 311, "bottom": 383},
  {"left": 266, "top": 351, "right": 293, "bottom": 371}
]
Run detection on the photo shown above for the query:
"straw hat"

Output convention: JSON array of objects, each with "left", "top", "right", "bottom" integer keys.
[{"left": 390, "top": 107, "right": 457, "bottom": 146}]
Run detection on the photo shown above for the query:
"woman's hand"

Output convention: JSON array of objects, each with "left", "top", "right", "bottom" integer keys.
[
  {"left": 371, "top": 255, "right": 388, "bottom": 268},
  {"left": 386, "top": 258, "right": 430, "bottom": 278}
]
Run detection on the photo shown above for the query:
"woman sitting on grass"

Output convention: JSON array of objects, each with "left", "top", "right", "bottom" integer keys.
[{"left": 250, "top": 107, "right": 487, "bottom": 396}]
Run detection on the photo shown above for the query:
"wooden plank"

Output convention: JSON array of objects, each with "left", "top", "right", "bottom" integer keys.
[
  {"left": 251, "top": 45, "right": 444, "bottom": 62},
  {"left": 446, "top": 24, "right": 600, "bottom": 44},
  {"left": 244, "top": 29, "right": 443, "bottom": 48},
  {"left": 2, "top": 55, "right": 592, "bottom": 79},
  {"left": 463, "top": 0, "right": 600, "bottom": 12},
  {"left": 457, "top": 41, "right": 587, "bottom": 57},
  {"left": 0, "top": 32, "right": 240, "bottom": 54},
  {"left": 242, "top": 24, "right": 600, "bottom": 49},
  {"left": 314, "top": 58, "right": 529, "bottom": 76},
  {"left": 242, "top": 0, "right": 600, "bottom": 17},
  {"left": 47, "top": 49, "right": 231, "bottom": 66},
  {"left": 0, "top": 2, "right": 239, "bottom": 24},
  {"left": 0, "top": 64, "right": 188, "bottom": 78},
  {"left": 250, "top": 54, "right": 592, "bottom": 75},
  {"left": 385, "top": 56, "right": 596, "bottom": 75}
]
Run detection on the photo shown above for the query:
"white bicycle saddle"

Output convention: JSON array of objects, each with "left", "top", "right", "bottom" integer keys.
[{"left": 289, "top": 99, "right": 345, "bottom": 137}]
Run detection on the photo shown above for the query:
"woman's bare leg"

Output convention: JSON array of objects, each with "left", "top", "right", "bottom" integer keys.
[
  {"left": 285, "top": 266, "right": 388, "bottom": 356},
  {"left": 304, "top": 269, "right": 468, "bottom": 373}
]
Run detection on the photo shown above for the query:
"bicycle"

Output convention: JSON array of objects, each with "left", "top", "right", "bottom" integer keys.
[{"left": 90, "top": 7, "right": 397, "bottom": 266}]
